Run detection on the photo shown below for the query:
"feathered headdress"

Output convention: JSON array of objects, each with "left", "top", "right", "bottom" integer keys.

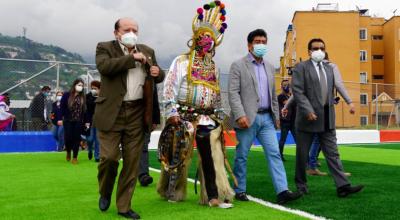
[{"left": 192, "top": 1, "right": 228, "bottom": 47}]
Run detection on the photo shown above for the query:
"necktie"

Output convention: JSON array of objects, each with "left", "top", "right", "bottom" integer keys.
[{"left": 318, "top": 62, "right": 328, "bottom": 105}]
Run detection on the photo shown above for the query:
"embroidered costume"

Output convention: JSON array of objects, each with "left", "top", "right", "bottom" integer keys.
[{"left": 157, "top": 1, "right": 235, "bottom": 208}]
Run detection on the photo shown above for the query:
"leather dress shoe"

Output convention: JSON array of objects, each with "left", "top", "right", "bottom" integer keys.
[
  {"left": 99, "top": 196, "right": 111, "bottom": 211},
  {"left": 337, "top": 184, "right": 364, "bottom": 197},
  {"left": 307, "top": 168, "right": 328, "bottom": 176},
  {"left": 139, "top": 174, "right": 153, "bottom": 187},
  {"left": 118, "top": 209, "right": 140, "bottom": 219},
  {"left": 235, "top": 192, "right": 249, "bottom": 201},
  {"left": 297, "top": 187, "right": 309, "bottom": 195},
  {"left": 277, "top": 190, "right": 302, "bottom": 205}
]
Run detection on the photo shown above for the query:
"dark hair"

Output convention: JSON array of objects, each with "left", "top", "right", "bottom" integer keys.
[
  {"left": 307, "top": 38, "right": 325, "bottom": 50},
  {"left": 114, "top": 19, "right": 120, "bottom": 31},
  {"left": 68, "top": 78, "right": 86, "bottom": 111},
  {"left": 90, "top": 80, "right": 101, "bottom": 89},
  {"left": 281, "top": 79, "right": 289, "bottom": 86},
  {"left": 324, "top": 51, "right": 329, "bottom": 61},
  {"left": 41, "top": 86, "right": 51, "bottom": 91},
  {"left": 247, "top": 29, "right": 267, "bottom": 44}
]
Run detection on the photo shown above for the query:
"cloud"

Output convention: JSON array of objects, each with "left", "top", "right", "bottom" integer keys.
[{"left": 0, "top": 0, "right": 396, "bottom": 72}]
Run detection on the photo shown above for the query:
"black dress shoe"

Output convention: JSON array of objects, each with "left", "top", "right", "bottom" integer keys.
[
  {"left": 235, "top": 192, "right": 249, "bottom": 201},
  {"left": 337, "top": 184, "right": 364, "bottom": 197},
  {"left": 297, "top": 187, "right": 309, "bottom": 195},
  {"left": 118, "top": 209, "right": 140, "bottom": 219},
  {"left": 99, "top": 196, "right": 111, "bottom": 211},
  {"left": 277, "top": 190, "right": 302, "bottom": 205},
  {"left": 95, "top": 158, "right": 100, "bottom": 163},
  {"left": 139, "top": 174, "right": 153, "bottom": 187},
  {"left": 88, "top": 151, "right": 93, "bottom": 160}
]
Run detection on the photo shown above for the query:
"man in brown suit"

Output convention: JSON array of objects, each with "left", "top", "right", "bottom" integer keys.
[{"left": 94, "top": 17, "right": 164, "bottom": 219}]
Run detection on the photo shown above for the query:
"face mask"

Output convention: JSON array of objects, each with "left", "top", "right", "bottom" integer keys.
[
  {"left": 282, "top": 85, "right": 290, "bottom": 93},
  {"left": 252, "top": 44, "right": 267, "bottom": 58},
  {"left": 311, "top": 50, "right": 325, "bottom": 62},
  {"left": 56, "top": 96, "right": 62, "bottom": 101},
  {"left": 120, "top": 32, "right": 138, "bottom": 48},
  {"left": 43, "top": 92, "right": 49, "bottom": 97},
  {"left": 75, "top": 85, "right": 83, "bottom": 92},
  {"left": 197, "top": 35, "right": 214, "bottom": 54},
  {"left": 91, "top": 89, "right": 98, "bottom": 96}
]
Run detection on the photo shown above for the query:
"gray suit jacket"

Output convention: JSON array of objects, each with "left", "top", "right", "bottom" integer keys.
[
  {"left": 228, "top": 55, "right": 279, "bottom": 129},
  {"left": 291, "top": 59, "right": 336, "bottom": 132}
]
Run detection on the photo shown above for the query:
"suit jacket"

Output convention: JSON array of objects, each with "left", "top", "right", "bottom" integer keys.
[
  {"left": 291, "top": 59, "right": 336, "bottom": 132},
  {"left": 228, "top": 55, "right": 279, "bottom": 128},
  {"left": 94, "top": 40, "right": 165, "bottom": 131},
  {"left": 30, "top": 93, "right": 46, "bottom": 120}
]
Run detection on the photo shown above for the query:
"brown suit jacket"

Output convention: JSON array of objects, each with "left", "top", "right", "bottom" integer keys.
[{"left": 94, "top": 40, "right": 165, "bottom": 131}]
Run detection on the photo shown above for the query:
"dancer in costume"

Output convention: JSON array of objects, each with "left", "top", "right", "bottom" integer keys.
[{"left": 158, "top": 0, "right": 234, "bottom": 208}]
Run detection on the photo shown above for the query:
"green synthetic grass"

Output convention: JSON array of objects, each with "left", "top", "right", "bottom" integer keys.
[
  {"left": 149, "top": 144, "right": 400, "bottom": 220},
  {"left": 0, "top": 152, "right": 305, "bottom": 220}
]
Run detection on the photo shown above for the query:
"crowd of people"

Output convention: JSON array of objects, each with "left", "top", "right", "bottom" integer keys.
[{"left": 0, "top": 1, "right": 366, "bottom": 219}]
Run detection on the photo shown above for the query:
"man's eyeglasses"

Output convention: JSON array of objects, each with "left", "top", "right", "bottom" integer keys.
[{"left": 311, "top": 47, "right": 325, "bottom": 51}]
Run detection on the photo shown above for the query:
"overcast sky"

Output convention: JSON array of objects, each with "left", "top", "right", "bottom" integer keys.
[{"left": 0, "top": 0, "right": 397, "bottom": 72}]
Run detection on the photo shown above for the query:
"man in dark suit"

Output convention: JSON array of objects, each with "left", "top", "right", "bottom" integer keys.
[
  {"left": 30, "top": 86, "right": 51, "bottom": 131},
  {"left": 291, "top": 38, "right": 363, "bottom": 197},
  {"left": 94, "top": 17, "right": 165, "bottom": 219}
]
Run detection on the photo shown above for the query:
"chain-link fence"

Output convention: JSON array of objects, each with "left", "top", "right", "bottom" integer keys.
[
  {"left": 275, "top": 76, "right": 400, "bottom": 130},
  {"left": 0, "top": 58, "right": 98, "bottom": 131}
]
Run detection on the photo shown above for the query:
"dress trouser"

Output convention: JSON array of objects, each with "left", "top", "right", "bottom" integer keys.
[
  {"left": 278, "top": 121, "right": 296, "bottom": 158},
  {"left": 295, "top": 107, "right": 350, "bottom": 190},
  {"left": 139, "top": 132, "right": 151, "bottom": 177},
  {"left": 63, "top": 120, "right": 82, "bottom": 158},
  {"left": 97, "top": 100, "right": 144, "bottom": 212}
]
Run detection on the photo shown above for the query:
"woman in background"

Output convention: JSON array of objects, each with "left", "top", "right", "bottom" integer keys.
[{"left": 61, "top": 79, "right": 87, "bottom": 164}]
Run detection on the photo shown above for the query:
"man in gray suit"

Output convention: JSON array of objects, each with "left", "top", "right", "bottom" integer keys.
[
  {"left": 228, "top": 29, "right": 301, "bottom": 205},
  {"left": 291, "top": 38, "right": 364, "bottom": 197}
]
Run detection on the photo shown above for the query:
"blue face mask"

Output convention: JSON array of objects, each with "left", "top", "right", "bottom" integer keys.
[{"left": 252, "top": 44, "right": 267, "bottom": 58}]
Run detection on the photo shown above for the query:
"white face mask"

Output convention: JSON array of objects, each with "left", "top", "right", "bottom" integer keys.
[
  {"left": 91, "top": 89, "right": 98, "bottom": 96},
  {"left": 56, "top": 96, "right": 62, "bottom": 101},
  {"left": 311, "top": 50, "right": 326, "bottom": 62},
  {"left": 120, "top": 32, "right": 138, "bottom": 48},
  {"left": 75, "top": 85, "right": 83, "bottom": 92}
]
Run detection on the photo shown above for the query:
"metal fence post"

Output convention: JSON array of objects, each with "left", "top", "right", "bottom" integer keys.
[{"left": 56, "top": 62, "right": 60, "bottom": 90}]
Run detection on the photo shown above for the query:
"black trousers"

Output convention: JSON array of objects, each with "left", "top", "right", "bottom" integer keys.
[
  {"left": 196, "top": 125, "right": 218, "bottom": 201},
  {"left": 63, "top": 121, "right": 82, "bottom": 158},
  {"left": 279, "top": 121, "right": 296, "bottom": 157}
]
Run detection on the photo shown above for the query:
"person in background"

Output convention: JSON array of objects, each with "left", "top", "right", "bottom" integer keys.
[
  {"left": 0, "top": 95, "right": 15, "bottom": 131},
  {"left": 138, "top": 85, "right": 160, "bottom": 186},
  {"left": 277, "top": 79, "right": 296, "bottom": 161},
  {"left": 86, "top": 80, "right": 101, "bottom": 162},
  {"left": 61, "top": 79, "right": 87, "bottom": 164},
  {"left": 30, "top": 86, "right": 51, "bottom": 131},
  {"left": 51, "top": 91, "right": 65, "bottom": 152}
]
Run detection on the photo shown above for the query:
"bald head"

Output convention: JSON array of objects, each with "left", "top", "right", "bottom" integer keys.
[{"left": 114, "top": 18, "right": 138, "bottom": 32}]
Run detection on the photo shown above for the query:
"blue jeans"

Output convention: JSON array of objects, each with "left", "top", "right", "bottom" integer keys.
[
  {"left": 234, "top": 113, "right": 289, "bottom": 195},
  {"left": 308, "top": 134, "right": 320, "bottom": 169},
  {"left": 52, "top": 125, "right": 64, "bottom": 151},
  {"left": 87, "top": 127, "right": 100, "bottom": 160}
]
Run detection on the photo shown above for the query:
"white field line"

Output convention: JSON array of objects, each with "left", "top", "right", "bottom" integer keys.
[{"left": 149, "top": 167, "right": 328, "bottom": 220}]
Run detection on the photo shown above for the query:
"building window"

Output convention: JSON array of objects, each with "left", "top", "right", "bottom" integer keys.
[
  {"left": 360, "top": 28, "right": 367, "bottom": 40},
  {"left": 360, "top": 72, "right": 367, "bottom": 83},
  {"left": 372, "top": 35, "right": 383, "bottom": 40},
  {"left": 373, "top": 75, "right": 384, "bottom": 80},
  {"left": 360, "top": 50, "right": 367, "bottom": 62},
  {"left": 372, "top": 55, "right": 384, "bottom": 60},
  {"left": 360, "top": 93, "right": 368, "bottom": 105},
  {"left": 360, "top": 116, "right": 368, "bottom": 126}
]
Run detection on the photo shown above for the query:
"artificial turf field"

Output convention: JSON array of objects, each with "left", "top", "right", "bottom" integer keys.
[{"left": 1, "top": 143, "right": 399, "bottom": 220}]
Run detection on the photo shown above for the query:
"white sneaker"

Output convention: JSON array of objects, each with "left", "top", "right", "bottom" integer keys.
[{"left": 218, "top": 203, "right": 234, "bottom": 209}]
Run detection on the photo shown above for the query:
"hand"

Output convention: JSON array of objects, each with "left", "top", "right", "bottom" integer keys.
[
  {"left": 10, "top": 114, "right": 16, "bottom": 119},
  {"left": 168, "top": 116, "right": 180, "bottom": 126},
  {"left": 132, "top": 52, "right": 147, "bottom": 64},
  {"left": 152, "top": 124, "right": 157, "bottom": 131},
  {"left": 276, "top": 120, "right": 280, "bottom": 129},
  {"left": 85, "top": 123, "right": 90, "bottom": 128},
  {"left": 281, "top": 108, "right": 288, "bottom": 117},
  {"left": 349, "top": 103, "right": 355, "bottom": 114},
  {"left": 307, "top": 112, "right": 317, "bottom": 121},
  {"left": 57, "top": 120, "right": 63, "bottom": 126},
  {"left": 150, "top": 66, "right": 160, "bottom": 77},
  {"left": 237, "top": 116, "right": 250, "bottom": 129}
]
